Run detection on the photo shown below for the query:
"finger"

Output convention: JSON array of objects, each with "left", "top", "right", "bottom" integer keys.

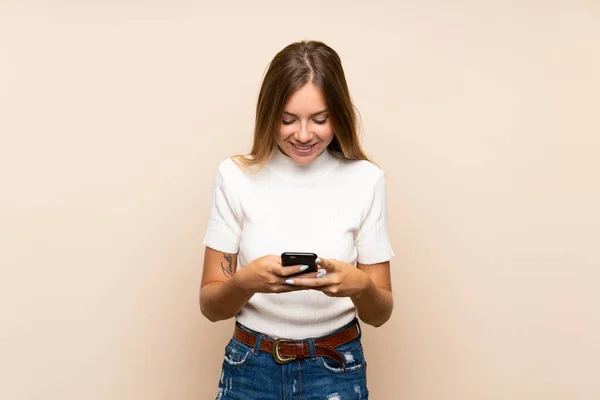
[
  {"left": 285, "top": 276, "right": 331, "bottom": 288},
  {"left": 291, "top": 269, "right": 326, "bottom": 280},
  {"left": 315, "top": 257, "right": 336, "bottom": 272},
  {"left": 272, "top": 264, "right": 311, "bottom": 277}
]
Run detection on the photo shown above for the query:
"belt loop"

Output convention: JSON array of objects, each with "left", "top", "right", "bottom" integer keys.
[
  {"left": 307, "top": 338, "right": 317, "bottom": 359},
  {"left": 253, "top": 334, "right": 263, "bottom": 355}
]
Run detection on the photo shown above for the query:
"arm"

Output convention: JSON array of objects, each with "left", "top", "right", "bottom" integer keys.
[
  {"left": 351, "top": 261, "right": 393, "bottom": 327},
  {"left": 351, "top": 170, "right": 395, "bottom": 327},
  {"left": 200, "top": 160, "right": 252, "bottom": 322},
  {"left": 199, "top": 248, "right": 310, "bottom": 322},
  {"left": 199, "top": 247, "right": 252, "bottom": 322},
  {"left": 285, "top": 258, "right": 393, "bottom": 328}
]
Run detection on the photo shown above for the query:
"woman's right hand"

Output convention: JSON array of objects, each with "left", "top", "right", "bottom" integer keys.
[{"left": 232, "top": 254, "right": 311, "bottom": 295}]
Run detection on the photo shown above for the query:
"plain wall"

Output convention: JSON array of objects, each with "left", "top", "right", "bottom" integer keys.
[{"left": 1, "top": 1, "right": 599, "bottom": 399}]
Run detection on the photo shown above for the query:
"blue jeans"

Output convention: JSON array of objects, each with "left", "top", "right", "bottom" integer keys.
[{"left": 215, "top": 318, "right": 369, "bottom": 399}]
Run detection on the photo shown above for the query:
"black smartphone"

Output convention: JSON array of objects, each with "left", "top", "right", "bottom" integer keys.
[{"left": 281, "top": 252, "right": 318, "bottom": 275}]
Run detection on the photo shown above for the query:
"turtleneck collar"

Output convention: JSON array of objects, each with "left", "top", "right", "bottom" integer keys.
[{"left": 265, "top": 146, "right": 342, "bottom": 181}]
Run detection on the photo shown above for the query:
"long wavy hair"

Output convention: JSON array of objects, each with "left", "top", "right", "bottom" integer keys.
[{"left": 232, "top": 40, "right": 375, "bottom": 170}]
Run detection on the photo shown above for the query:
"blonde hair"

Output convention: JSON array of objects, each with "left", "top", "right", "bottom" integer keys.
[{"left": 232, "top": 40, "right": 375, "bottom": 171}]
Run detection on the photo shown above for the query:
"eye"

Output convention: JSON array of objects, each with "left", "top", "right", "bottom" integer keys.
[
  {"left": 282, "top": 119, "right": 295, "bottom": 125},
  {"left": 313, "top": 117, "right": 328, "bottom": 124}
]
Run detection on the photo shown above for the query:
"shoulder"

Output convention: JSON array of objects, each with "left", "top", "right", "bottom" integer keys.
[
  {"left": 214, "top": 157, "right": 249, "bottom": 182},
  {"left": 207, "top": 158, "right": 249, "bottom": 199},
  {"left": 338, "top": 157, "right": 385, "bottom": 186}
]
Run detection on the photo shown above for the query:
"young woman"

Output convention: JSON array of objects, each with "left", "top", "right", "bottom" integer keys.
[{"left": 200, "top": 40, "right": 394, "bottom": 399}]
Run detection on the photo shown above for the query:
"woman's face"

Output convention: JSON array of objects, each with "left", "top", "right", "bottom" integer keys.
[{"left": 276, "top": 81, "right": 335, "bottom": 165}]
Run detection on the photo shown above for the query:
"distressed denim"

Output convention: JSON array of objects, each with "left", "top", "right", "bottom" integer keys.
[{"left": 215, "top": 318, "right": 368, "bottom": 400}]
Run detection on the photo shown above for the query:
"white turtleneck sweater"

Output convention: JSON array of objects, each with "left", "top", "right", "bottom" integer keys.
[{"left": 203, "top": 148, "right": 394, "bottom": 339}]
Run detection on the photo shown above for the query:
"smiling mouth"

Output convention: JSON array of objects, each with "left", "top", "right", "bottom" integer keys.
[{"left": 293, "top": 143, "right": 315, "bottom": 150}]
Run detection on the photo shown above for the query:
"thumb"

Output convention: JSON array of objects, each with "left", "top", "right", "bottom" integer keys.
[{"left": 315, "top": 257, "right": 336, "bottom": 272}]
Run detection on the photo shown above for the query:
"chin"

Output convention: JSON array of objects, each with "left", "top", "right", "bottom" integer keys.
[
  {"left": 291, "top": 155, "right": 316, "bottom": 165},
  {"left": 287, "top": 148, "right": 320, "bottom": 165}
]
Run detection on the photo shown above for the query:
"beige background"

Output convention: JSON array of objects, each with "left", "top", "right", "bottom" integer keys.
[{"left": 1, "top": 1, "right": 599, "bottom": 399}]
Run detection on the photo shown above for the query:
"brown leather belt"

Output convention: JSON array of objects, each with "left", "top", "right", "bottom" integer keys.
[{"left": 233, "top": 322, "right": 360, "bottom": 369}]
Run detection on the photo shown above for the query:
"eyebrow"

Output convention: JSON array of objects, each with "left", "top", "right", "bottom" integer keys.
[{"left": 282, "top": 109, "right": 328, "bottom": 118}]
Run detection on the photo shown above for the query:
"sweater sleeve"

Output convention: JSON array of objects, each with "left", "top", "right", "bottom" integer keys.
[
  {"left": 202, "top": 161, "right": 242, "bottom": 254},
  {"left": 355, "top": 172, "right": 395, "bottom": 264}
]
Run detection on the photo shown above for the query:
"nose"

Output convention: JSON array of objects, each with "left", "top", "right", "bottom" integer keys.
[{"left": 294, "top": 122, "right": 313, "bottom": 143}]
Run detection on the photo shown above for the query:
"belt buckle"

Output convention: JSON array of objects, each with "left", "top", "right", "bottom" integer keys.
[{"left": 273, "top": 338, "right": 295, "bottom": 364}]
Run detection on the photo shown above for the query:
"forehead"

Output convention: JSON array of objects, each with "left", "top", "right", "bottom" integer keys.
[{"left": 283, "top": 82, "right": 327, "bottom": 115}]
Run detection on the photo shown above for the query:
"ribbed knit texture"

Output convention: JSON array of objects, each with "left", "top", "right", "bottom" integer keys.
[{"left": 203, "top": 148, "right": 394, "bottom": 339}]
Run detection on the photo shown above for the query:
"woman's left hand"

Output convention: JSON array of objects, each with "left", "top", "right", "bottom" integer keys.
[{"left": 285, "top": 257, "right": 372, "bottom": 298}]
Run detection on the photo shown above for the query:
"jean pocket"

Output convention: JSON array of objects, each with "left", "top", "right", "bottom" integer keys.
[
  {"left": 223, "top": 337, "right": 252, "bottom": 367},
  {"left": 317, "top": 339, "right": 367, "bottom": 373}
]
